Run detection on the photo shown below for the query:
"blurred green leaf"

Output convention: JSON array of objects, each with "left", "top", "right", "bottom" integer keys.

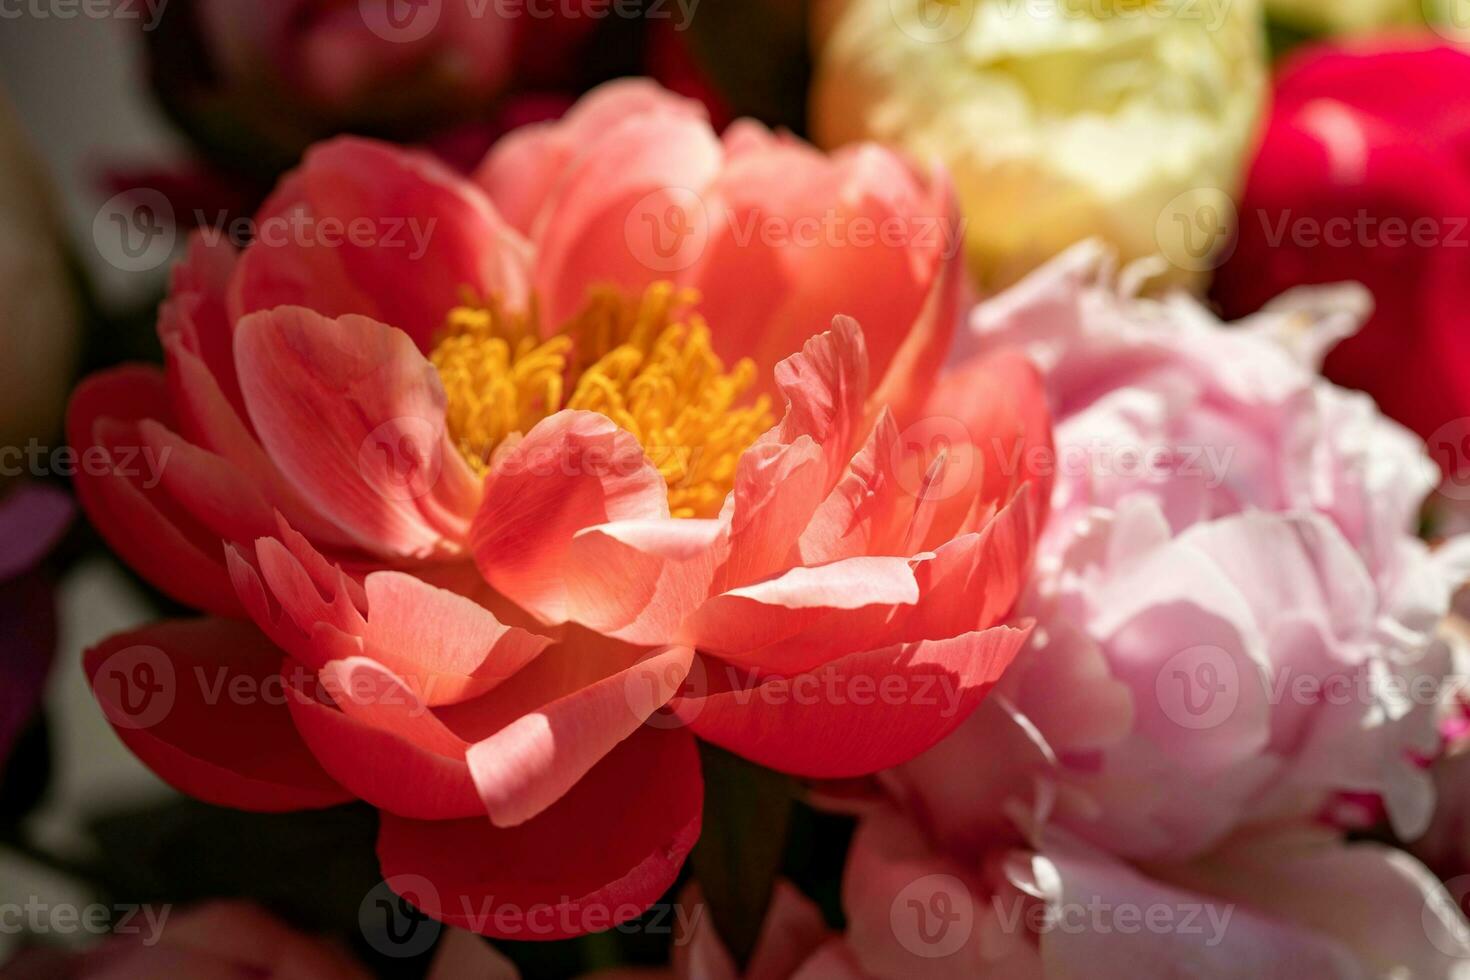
[
  {"left": 86, "top": 799, "right": 383, "bottom": 934},
  {"left": 691, "top": 743, "right": 796, "bottom": 969}
]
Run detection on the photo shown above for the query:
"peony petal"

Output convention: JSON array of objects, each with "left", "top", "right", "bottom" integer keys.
[
  {"left": 842, "top": 808, "right": 1024, "bottom": 980},
  {"left": 475, "top": 78, "right": 710, "bottom": 238},
  {"left": 234, "top": 305, "right": 481, "bottom": 559},
  {"left": 466, "top": 646, "right": 694, "bottom": 827},
  {"left": 286, "top": 628, "right": 658, "bottom": 822},
  {"left": 360, "top": 571, "right": 553, "bottom": 707},
  {"left": 898, "top": 488, "right": 1041, "bottom": 643},
  {"left": 687, "top": 137, "right": 952, "bottom": 395},
  {"left": 136, "top": 418, "right": 280, "bottom": 545},
  {"left": 472, "top": 411, "right": 670, "bottom": 625},
  {"left": 84, "top": 619, "right": 351, "bottom": 812},
  {"left": 762, "top": 316, "right": 869, "bottom": 488},
  {"left": 67, "top": 367, "right": 242, "bottom": 616},
  {"left": 159, "top": 232, "right": 246, "bottom": 421},
  {"left": 1026, "top": 835, "right": 1363, "bottom": 980},
  {"left": 718, "top": 319, "right": 870, "bottom": 589},
  {"left": 683, "top": 557, "right": 919, "bottom": 675},
  {"left": 910, "top": 348, "right": 1054, "bottom": 552},
  {"left": 376, "top": 726, "right": 702, "bottom": 941},
  {"left": 563, "top": 518, "right": 727, "bottom": 646},
  {"left": 163, "top": 335, "right": 355, "bottom": 550},
  {"left": 230, "top": 138, "right": 531, "bottom": 350},
  {"left": 254, "top": 534, "right": 367, "bottom": 644},
  {"left": 796, "top": 411, "right": 916, "bottom": 565},
  {"left": 524, "top": 108, "right": 723, "bottom": 326},
  {"left": 286, "top": 653, "right": 482, "bottom": 821},
  {"left": 1159, "top": 829, "right": 1470, "bottom": 976},
  {"left": 681, "top": 625, "right": 1029, "bottom": 778}
]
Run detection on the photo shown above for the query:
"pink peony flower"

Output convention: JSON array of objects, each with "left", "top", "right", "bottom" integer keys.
[
  {"left": 829, "top": 244, "right": 1470, "bottom": 978},
  {"left": 841, "top": 812, "right": 1470, "bottom": 978},
  {"left": 925, "top": 241, "right": 1470, "bottom": 861},
  {"left": 73, "top": 81, "right": 1049, "bottom": 939}
]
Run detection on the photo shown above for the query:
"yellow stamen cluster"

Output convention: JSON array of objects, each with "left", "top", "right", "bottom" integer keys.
[{"left": 431, "top": 283, "right": 774, "bottom": 519}]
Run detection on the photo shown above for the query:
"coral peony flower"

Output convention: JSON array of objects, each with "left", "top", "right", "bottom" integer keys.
[
  {"left": 829, "top": 245, "right": 1470, "bottom": 978},
  {"left": 1213, "top": 41, "right": 1470, "bottom": 509},
  {"left": 73, "top": 81, "right": 1050, "bottom": 939},
  {"left": 809, "top": 0, "right": 1267, "bottom": 291}
]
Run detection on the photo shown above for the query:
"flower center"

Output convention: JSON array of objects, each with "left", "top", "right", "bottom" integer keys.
[{"left": 431, "top": 283, "right": 774, "bottom": 519}]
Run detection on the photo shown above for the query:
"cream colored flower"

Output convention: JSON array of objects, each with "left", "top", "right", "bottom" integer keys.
[
  {"left": 0, "top": 93, "right": 78, "bottom": 453},
  {"left": 810, "top": 0, "right": 1268, "bottom": 291}
]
